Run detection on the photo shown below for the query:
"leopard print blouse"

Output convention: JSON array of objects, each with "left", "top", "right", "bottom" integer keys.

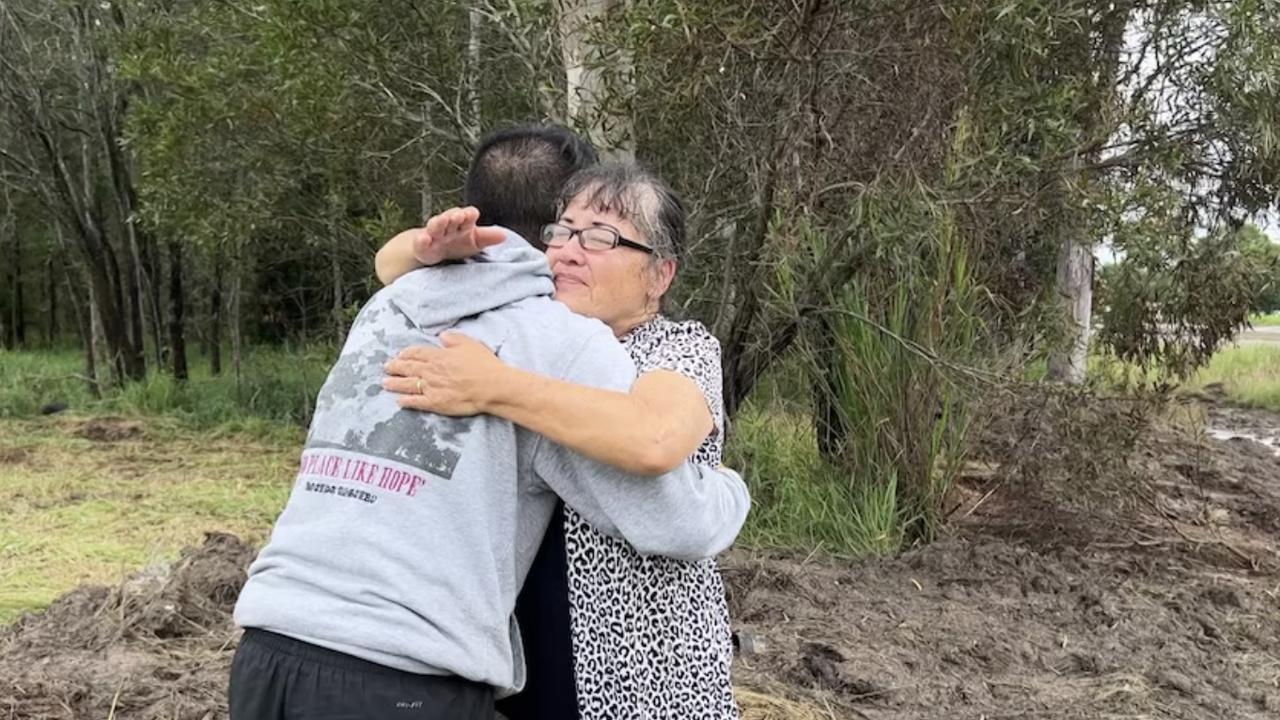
[{"left": 563, "top": 315, "right": 739, "bottom": 720}]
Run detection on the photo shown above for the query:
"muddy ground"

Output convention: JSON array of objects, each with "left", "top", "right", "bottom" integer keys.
[{"left": 3, "top": 396, "right": 1278, "bottom": 720}]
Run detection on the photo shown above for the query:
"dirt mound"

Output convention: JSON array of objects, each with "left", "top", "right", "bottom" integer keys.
[
  {"left": 74, "top": 416, "right": 145, "bottom": 442},
  {"left": 0, "top": 533, "right": 254, "bottom": 720},
  {"left": 737, "top": 688, "right": 830, "bottom": 720},
  {"left": 725, "top": 398, "right": 1280, "bottom": 719},
  {"left": 4, "top": 398, "right": 1279, "bottom": 720}
]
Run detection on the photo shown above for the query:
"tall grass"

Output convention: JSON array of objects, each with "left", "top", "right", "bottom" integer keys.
[
  {"left": 0, "top": 345, "right": 333, "bottom": 438},
  {"left": 0, "top": 350, "right": 94, "bottom": 416},
  {"left": 1188, "top": 345, "right": 1280, "bottom": 412},
  {"left": 784, "top": 181, "right": 982, "bottom": 545},
  {"left": 725, "top": 399, "right": 902, "bottom": 557}
]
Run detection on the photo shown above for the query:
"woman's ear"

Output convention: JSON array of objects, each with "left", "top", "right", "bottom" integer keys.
[
  {"left": 645, "top": 256, "right": 675, "bottom": 307},
  {"left": 649, "top": 258, "right": 677, "bottom": 302}
]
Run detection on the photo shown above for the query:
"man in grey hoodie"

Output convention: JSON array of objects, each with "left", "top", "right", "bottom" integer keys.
[{"left": 229, "top": 126, "right": 750, "bottom": 720}]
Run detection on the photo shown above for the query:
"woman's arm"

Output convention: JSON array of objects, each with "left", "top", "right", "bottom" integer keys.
[
  {"left": 374, "top": 227, "right": 425, "bottom": 285},
  {"left": 374, "top": 207, "right": 505, "bottom": 285},
  {"left": 383, "top": 334, "right": 715, "bottom": 476}
]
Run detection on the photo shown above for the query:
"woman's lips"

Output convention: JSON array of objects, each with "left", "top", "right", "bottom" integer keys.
[{"left": 555, "top": 275, "right": 587, "bottom": 289}]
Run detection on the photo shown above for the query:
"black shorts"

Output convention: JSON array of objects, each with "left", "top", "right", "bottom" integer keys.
[{"left": 230, "top": 628, "right": 494, "bottom": 720}]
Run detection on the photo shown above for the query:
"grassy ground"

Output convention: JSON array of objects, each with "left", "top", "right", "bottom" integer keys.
[
  {"left": 1066, "top": 343, "right": 1280, "bottom": 414},
  {"left": 1, "top": 346, "right": 902, "bottom": 621},
  {"left": 12, "top": 338, "right": 1268, "bottom": 622},
  {"left": 0, "top": 403, "right": 896, "bottom": 623},
  {"left": 725, "top": 403, "right": 901, "bottom": 558},
  {"left": 0, "top": 416, "right": 298, "bottom": 623},
  {"left": 1187, "top": 344, "right": 1280, "bottom": 412},
  {"left": 0, "top": 346, "right": 321, "bottom": 621},
  {"left": 0, "top": 346, "right": 334, "bottom": 438},
  {"left": 1249, "top": 312, "right": 1280, "bottom": 327}
]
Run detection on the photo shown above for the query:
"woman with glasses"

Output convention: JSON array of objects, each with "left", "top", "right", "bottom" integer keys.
[{"left": 380, "top": 161, "right": 739, "bottom": 720}]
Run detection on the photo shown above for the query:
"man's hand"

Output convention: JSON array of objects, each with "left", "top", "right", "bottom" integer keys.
[
  {"left": 412, "top": 207, "right": 508, "bottom": 266},
  {"left": 382, "top": 333, "right": 509, "bottom": 416}
]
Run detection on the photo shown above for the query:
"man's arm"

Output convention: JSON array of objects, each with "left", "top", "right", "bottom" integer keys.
[
  {"left": 528, "top": 333, "right": 750, "bottom": 561},
  {"left": 535, "top": 446, "right": 750, "bottom": 561}
]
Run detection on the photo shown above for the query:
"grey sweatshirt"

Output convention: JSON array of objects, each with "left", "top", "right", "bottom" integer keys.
[{"left": 233, "top": 231, "right": 750, "bottom": 696}]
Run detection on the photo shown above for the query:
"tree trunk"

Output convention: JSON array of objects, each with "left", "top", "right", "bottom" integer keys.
[
  {"left": 558, "top": 0, "right": 633, "bottom": 157},
  {"left": 167, "top": 238, "right": 188, "bottom": 381},
  {"left": 1, "top": 187, "right": 20, "bottom": 348},
  {"left": 123, "top": 239, "right": 145, "bottom": 373},
  {"left": 67, "top": 269, "right": 100, "bottom": 399},
  {"left": 88, "top": 278, "right": 106, "bottom": 397},
  {"left": 1045, "top": 235, "right": 1093, "bottom": 384},
  {"left": 210, "top": 262, "right": 223, "bottom": 376},
  {"left": 1044, "top": 4, "right": 1131, "bottom": 385},
  {"left": 143, "top": 235, "right": 164, "bottom": 369},
  {"left": 420, "top": 100, "right": 435, "bottom": 221},
  {"left": 88, "top": 0, "right": 152, "bottom": 379},
  {"left": 466, "top": 5, "right": 484, "bottom": 138},
  {"left": 2, "top": 233, "right": 13, "bottom": 348},
  {"left": 331, "top": 220, "right": 345, "bottom": 342},
  {"left": 70, "top": 6, "right": 143, "bottom": 383},
  {"left": 71, "top": 123, "right": 136, "bottom": 384},
  {"left": 46, "top": 258, "right": 58, "bottom": 346},
  {"left": 811, "top": 314, "right": 849, "bottom": 461},
  {"left": 230, "top": 262, "right": 243, "bottom": 389},
  {"left": 14, "top": 231, "right": 25, "bottom": 347}
]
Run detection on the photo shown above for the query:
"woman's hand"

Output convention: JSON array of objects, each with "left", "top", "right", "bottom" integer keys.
[
  {"left": 382, "top": 333, "right": 509, "bottom": 416},
  {"left": 414, "top": 207, "right": 508, "bottom": 265}
]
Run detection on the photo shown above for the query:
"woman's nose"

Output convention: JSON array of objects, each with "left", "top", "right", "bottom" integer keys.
[{"left": 551, "top": 239, "right": 587, "bottom": 265}]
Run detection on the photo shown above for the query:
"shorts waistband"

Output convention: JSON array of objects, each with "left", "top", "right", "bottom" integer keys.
[{"left": 241, "top": 628, "right": 431, "bottom": 678}]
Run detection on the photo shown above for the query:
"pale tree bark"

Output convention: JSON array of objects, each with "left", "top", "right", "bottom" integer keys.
[
  {"left": 1044, "top": 4, "right": 1130, "bottom": 385},
  {"left": 1045, "top": 236, "right": 1094, "bottom": 384},
  {"left": 67, "top": 269, "right": 98, "bottom": 397},
  {"left": 466, "top": 5, "right": 483, "bottom": 132},
  {"left": 87, "top": 276, "right": 105, "bottom": 395},
  {"left": 557, "top": 0, "right": 633, "bottom": 158},
  {"left": 419, "top": 100, "right": 435, "bottom": 220},
  {"left": 94, "top": 57, "right": 154, "bottom": 373}
]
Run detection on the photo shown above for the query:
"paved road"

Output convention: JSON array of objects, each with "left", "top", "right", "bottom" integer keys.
[{"left": 1238, "top": 325, "right": 1280, "bottom": 345}]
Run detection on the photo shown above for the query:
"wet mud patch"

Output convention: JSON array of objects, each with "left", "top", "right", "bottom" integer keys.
[{"left": 725, "top": 397, "right": 1280, "bottom": 719}]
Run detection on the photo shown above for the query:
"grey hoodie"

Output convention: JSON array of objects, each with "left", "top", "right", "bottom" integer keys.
[{"left": 233, "top": 231, "right": 750, "bottom": 696}]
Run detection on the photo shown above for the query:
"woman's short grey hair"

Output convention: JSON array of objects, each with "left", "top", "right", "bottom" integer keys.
[{"left": 556, "top": 161, "right": 685, "bottom": 262}]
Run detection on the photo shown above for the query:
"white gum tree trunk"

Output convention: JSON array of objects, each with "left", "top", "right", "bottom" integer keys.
[
  {"left": 557, "top": 0, "right": 633, "bottom": 158},
  {"left": 1046, "top": 236, "right": 1093, "bottom": 384}
]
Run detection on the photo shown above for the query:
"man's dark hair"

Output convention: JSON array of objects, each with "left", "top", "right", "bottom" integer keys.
[{"left": 463, "top": 124, "right": 598, "bottom": 248}]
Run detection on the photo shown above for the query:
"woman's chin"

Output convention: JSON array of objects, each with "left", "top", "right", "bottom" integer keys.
[
  {"left": 555, "top": 282, "right": 586, "bottom": 302},
  {"left": 554, "top": 288, "right": 587, "bottom": 313}
]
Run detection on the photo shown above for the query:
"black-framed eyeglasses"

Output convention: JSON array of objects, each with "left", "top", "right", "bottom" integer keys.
[{"left": 541, "top": 223, "right": 655, "bottom": 254}]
